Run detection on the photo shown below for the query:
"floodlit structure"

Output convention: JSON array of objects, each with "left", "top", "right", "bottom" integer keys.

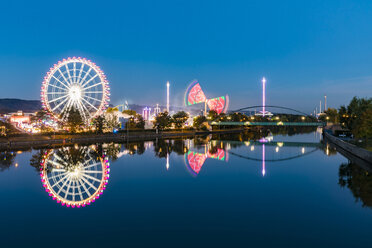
[
  {"left": 10, "top": 115, "right": 30, "bottom": 125},
  {"left": 154, "top": 104, "right": 161, "bottom": 116},
  {"left": 115, "top": 101, "right": 129, "bottom": 112},
  {"left": 262, "top": 77, "right": 266, "bottom": 116},
  {"left": 41, "top": 57, "right": 110, "bottom": 123},
  {"left": 142, "top": 107, "right": 152, "bottom": 121},
  {"left": 184, "top": 80, "right": 229, "bottom": 115},
  {"left": 166, "top": 81, "right": 170, "bottom": 113},
  {"left": 256, "top": 77, "right": 273, "bottom": 117}
]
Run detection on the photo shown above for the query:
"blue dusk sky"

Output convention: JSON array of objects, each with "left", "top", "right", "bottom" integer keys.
[{"left": 0, "top": 0, "right": 371, "bottom": 113}]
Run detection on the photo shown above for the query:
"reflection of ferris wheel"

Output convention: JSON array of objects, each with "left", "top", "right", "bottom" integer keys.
[
  {"left": 40, "top": 146, "right": 110, "bottom": 207},
  {"left": 41, "top": 57, "right": 110, "bottom": 123}
]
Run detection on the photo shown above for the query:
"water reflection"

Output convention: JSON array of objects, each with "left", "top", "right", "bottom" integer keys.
[
  {"left": 39, "top": 146, "right": 109, "bottom": 208},
  {"left": 0, "top": 151, "right": 16, "bottom": 171},
  {"left": 1, "top": 130, "right": 371, "bottom": 211},
  {"left": 339, "top": 161, "right": 372, "bottom": 209},
  {"left": 185, "top": 145, "right": 228, "bottom": 176}
]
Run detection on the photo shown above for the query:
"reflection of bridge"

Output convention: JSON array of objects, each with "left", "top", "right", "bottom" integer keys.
[
  {"left": 215, "top": 139, "right": 323, "bottom": 176},
  {"left": 221, "top": 140, "right": 323, "bottom": 148},
  {"left": 185, "top": 140, "right": 323, "bottom": 177},
  {"left": 211, "top": 121, "right": 324, "bottom": 127},
  {"left": 229, "top": 148, "right": 318, "bottom": 162}
]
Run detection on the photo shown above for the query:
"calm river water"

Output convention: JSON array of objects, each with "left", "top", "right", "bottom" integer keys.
[{"left": 0, "top": 131, "right": 371, "bottom": 247}]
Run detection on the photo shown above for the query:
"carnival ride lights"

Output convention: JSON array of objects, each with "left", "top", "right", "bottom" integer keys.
[
  {"left": 256, "top": 77, "right": 272, "bottom": 117},
  {"left": 41, "top": 57, "right": 110, "bottom": 123},
  {"left": 184, "top": 147, "right": 228, "bottom": 176},
  {"left": 40, "top": 146, "right": 110, "bottom": 207},
  {"left": 184, "top": 80, "right": 229, "bottom": 114}
]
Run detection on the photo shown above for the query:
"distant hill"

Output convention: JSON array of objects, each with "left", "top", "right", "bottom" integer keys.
[
  {"left": 0, "top": 98, "right": 201, "bottom": 115},
  {"left": 0, "top": 99, "right": 42, "bottom": 114}
]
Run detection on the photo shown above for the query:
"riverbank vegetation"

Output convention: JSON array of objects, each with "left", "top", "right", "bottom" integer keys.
[{"left": 321, "top": 97, "right": 371, "bottom": 139}]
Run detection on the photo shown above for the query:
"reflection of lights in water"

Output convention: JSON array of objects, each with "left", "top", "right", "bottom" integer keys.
[
  {"left": 277, "top": 142, "right": 284, "bottom": 147},
  {"left": 166, "top": 154, "right": 170, "bottom": 170},
  {"left": 226, "top": 143, "right": 231, "bottom": 150},
  {"left": 15, "top": 163, "right": 18, "bottom": 167},
  {"left": 40, "top": 146, "right": 109, "bottom": 208},
  {"left": 259, "top": 137, "right": 268, "bottom": 143},
  {"left": 117, "top": 150, "right": 129, "bottom": 158},
  {"left": 275, "top": 147, "right": 279, "bottom": 153},
  {"left": 262, "top": 144, "right": 266, "bottom": 176},
  {"left": 301, "top": 147, "right": 305, "bottom": 154},
  {"left": 326, "top": 145, "right": 329, "bottom": 156},
  {"left": 251, "top": 146, "right": 255, "bottom": 151},
  {"left": 244, "top": 141, "right": 250, "bottom": 146}
]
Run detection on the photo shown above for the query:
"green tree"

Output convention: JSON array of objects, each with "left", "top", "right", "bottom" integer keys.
[
  {"left": 229, "top": 112, "right": 249, "bottom": 122},
  {"left": 92, "top": 115, "right": 106, "bottom": 134},
  {"left": 339, "top": 97, "right": 372, "bottom": 137},
  {"left": 353, "top": 107, "right": 372, "bottom": 138},
  {"left": 153, "top": 112, "right": 172, "bottom": 130},
  {"left": 66, "top": 107, "right": 83, "bottom": 133},
  {"left": 339, "top": 105, "right": 348, "bottom": 127},
  {"left": 105, "top": 113, "right": 120, "bottom": 131},
  {"left": 320, "top": 108, "right": 339, "bottom": 123},
  {"left": 135, "top": 114, "right": 145, "bottom": 129},
  {"left": 172, "top": 111, "right": 189, "bottom": 129},
  {"left": 122, "top": 109, "right": 137, "bottom": 116},
  {"left": 125, "top": 114, "right": 145, "bottom": 130},
  {"left": 31, "top": 110, "right": 49, "bottom": 123},
  {"left": 193, "top": 115, "right": 207, "bottom": 129},
  {"left": 207, "top": 110, "right": 219, "bottom": 120},
  {"left": 327, "top": 108, "right": 339, "bottom": 123},
  {"left": 106, "top": 107, "right": 119, "bottom": 113}
]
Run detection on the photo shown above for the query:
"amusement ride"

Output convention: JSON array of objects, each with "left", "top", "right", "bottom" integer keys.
[{"left": 41, "top": 57, "right": 110, "bottom": 123}]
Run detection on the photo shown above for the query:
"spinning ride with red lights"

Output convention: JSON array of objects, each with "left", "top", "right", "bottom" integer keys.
[
  {"left": 41, "top": 57, "right": 110, "bottom": 123},
  {"left": 184, "top": 80, "right": 229, "bottom": 114}
]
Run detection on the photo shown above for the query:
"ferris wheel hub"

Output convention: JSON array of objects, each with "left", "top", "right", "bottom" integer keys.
[{"left": 69, "top": 85, "right": 82, "bottom": 101}]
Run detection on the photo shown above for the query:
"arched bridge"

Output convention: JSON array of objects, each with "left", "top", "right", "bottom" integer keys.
[
  {"left": 230, "top": 105, "right": 312, "bottom": 117},
  {"left": 212, "top": 105, "right": 325, "bottom": 127}
]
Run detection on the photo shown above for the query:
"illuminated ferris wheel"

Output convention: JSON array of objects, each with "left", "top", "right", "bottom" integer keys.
[
  {"left": 41, "top": 57, "right": 110, "bottom": 123},
  {"left": 40, "top": 146, "right": 110, "bottom": 207}
]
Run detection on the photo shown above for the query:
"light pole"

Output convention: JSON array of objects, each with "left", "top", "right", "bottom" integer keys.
[
  {"left": 262, "top": 144, "right": 266, "bottom": 176},
  {"left": 262, "top": 77, "right": 266, "bottom": 117},
  {"left": 166, "top": 81, "right": 170, "bottom": 113}
]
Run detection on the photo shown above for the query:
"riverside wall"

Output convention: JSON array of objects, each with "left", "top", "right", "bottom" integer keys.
[{"left": 323, "top": 132, "right": 372, "bottom": 164}]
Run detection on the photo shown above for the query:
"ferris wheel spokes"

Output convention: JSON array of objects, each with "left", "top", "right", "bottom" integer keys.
[{"left": 41, "top": 57, "right": 109, "bottom": 123}]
